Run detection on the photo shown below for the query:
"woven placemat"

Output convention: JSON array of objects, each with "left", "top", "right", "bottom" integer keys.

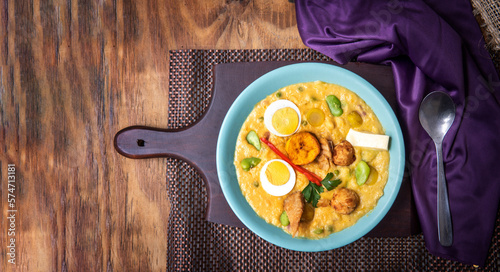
[
  {"left": 472, "top": 0, "right": 500, "bottom": 51},
  {"left": 473, "top": 0, "right": 500, "bottom": 73},
  {"left": 166, "top": 49, "right": 500, "bottom": 271}
]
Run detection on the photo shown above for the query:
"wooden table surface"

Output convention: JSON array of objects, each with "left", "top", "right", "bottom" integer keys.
[{"left": 0, "top": 0, "right": 305, "bottom": 271}]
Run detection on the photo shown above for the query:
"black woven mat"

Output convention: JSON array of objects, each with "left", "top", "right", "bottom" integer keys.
[{"left": 166, "top": 49, "right": 500, "bottom": 271}]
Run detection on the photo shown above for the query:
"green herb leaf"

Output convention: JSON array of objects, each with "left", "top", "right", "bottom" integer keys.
[
  {"left": 321, "top": 172, "right": 341, "bottom": 191},
  {"left": 311, "top": 188, "right": 322, "bottom": 208},
  {"left": 321, "top": 173, "right": 333, "bottom": 184},
  {"left": 324, "top": 179, "right": 341, "bottom": 191},
  {"left": 302, "top": 183, "right": 313, "bottom": 201},
  {"left": 311, "top": 182, "right": 324, "bottom": 194},
  {"left": 302, "top": 181, "right": 324, "bottom": 207}
]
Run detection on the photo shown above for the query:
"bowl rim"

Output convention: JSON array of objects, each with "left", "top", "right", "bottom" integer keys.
[{"left": 216, "top": 62, "right": 405, "bottom": 251}]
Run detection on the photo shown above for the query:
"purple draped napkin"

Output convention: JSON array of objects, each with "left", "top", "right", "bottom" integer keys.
[{"left": 295, "top": 0, "right": 500, "bottom": 266}]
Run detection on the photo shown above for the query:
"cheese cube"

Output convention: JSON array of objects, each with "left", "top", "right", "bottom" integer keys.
[{"left": 346, "top": 129, "right": 390, "bottom": 150}]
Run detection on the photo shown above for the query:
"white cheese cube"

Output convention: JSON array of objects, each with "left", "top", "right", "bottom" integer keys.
[{"left": 346, "top": 129, "right": 390, "bottom": 150}]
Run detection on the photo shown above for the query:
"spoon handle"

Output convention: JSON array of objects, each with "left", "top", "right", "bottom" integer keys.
[{"left": 435, "top": 142, "right": 453, "bottom": 246}]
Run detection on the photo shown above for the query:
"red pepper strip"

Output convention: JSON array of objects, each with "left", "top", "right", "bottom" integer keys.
[{"left": 260, "top": 137, "right": 322, "bottom": 186}]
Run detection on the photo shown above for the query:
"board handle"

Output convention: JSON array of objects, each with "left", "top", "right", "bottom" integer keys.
[{"left": 114, "top": 126, "right": 191, "bottom": 159}]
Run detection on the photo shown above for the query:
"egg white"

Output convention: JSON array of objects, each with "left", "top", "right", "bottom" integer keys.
[
  {"left": 260, "top": 159, "right": 296, "bottom": 196},
  {"left": 264, "top": 99, "right": 301, "bottom": 137}
]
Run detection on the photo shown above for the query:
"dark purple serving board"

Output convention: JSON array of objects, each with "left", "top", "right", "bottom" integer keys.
[{"left": 114, "top": 61, "right": 420, "bottom": 237}]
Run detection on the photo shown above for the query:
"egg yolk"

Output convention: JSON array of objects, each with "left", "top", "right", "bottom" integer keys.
[
  {"left": 272, "top": 107, "right": 299, "bottom": 135},
  {"left": 265, "top": 161, "right": 290, "bottom": 186}
]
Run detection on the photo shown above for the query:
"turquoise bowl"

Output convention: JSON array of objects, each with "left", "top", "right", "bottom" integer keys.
[{"left": 216, "top": 63, "right": 405, "bottom": 251}]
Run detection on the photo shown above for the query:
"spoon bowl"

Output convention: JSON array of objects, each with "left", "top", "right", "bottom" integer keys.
[
  {"left": 419, "top": 91, "right": 456, "bottom": 247},
  {"left": 419, "top": 92, "right": 456, "bottom": 143}
]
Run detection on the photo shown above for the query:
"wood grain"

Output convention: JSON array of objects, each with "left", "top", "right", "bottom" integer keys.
[{"left": 0, "top": 0, "right": 304, "bottom": 271}]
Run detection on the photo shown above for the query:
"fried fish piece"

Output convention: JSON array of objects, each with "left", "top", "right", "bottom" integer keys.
[
  {"left": 331, "top": 188, "right": 360, "bottom": 215},
  {"left": 317, "top": 137, "right": 332, "bottom": 170},
  {"left": 332, "top": 140, "right": 356, "bottom": 166},
  {"left": 284, "top": 191, "right": 305, "bottom": 237}
]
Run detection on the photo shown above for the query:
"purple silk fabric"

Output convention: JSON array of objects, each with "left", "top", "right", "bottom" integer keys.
[{"left": 296, "top": 0, "right": 500, "bottom": 266}]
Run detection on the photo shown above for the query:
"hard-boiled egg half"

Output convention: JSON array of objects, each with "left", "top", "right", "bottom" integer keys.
[
  {"left": 264, "top": 100, "right": 301, "bottom": 137},
  {"left": 260, "top": 159, "right": 296, "bottom": 196}
]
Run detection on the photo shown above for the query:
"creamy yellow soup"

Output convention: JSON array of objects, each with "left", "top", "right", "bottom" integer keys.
[{"left": 234, "top": 81, "right": 390, "bottom": 238}]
